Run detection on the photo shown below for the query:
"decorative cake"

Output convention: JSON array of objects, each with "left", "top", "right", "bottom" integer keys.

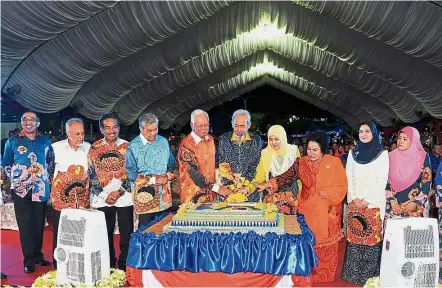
[{"left": 163, "top": 202, "right": 285, "bottom": 234}]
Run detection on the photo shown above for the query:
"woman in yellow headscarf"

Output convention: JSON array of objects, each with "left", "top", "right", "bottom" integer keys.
[{"left": 252, "top": 125, "right": 300, "bottom": 214}]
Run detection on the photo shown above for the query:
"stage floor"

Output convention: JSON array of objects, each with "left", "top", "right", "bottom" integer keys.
[{"left": 0, "top": 220, "right": 358, "bottom": 287}]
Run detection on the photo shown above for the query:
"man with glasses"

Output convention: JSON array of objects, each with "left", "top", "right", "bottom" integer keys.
[
  {"left": 178, "top": 109, "right": 231, "bottom": 203},
  {"left": 88, "top": 113, "right": 132, "bottom": 271},
  {"left": 1, "top": 112, "right": 52, "bottom": 273},
  {"left": 218, "top": 110, "right": 262, "bottom": 201}
]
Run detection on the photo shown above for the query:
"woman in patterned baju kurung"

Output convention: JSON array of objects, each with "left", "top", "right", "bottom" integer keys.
[
  {"left": 341, "top": 122, "right": 389, "bottom": 286},
  {"left": 253, "top": 125, "right": 300, "bottom": 214},
  {"left": 385, "top": 127, "right": 432, "bottom": 221},
  {"left": 435, "top": 160, "right": 442, "bottom": 281},
  {"left": 266, "top": 131, "right": 347, "bottom": 283}
]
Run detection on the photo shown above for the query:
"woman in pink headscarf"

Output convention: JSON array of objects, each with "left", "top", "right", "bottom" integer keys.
[{"left": 385, "top": 127, "right": 432, "bottom": 219}]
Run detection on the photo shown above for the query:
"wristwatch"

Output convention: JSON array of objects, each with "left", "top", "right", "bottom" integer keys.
[{"left": 118, "top": 187, "right": 125, "bottom": 197}]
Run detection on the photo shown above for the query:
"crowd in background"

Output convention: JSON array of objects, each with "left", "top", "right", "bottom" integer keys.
[{"left": 1, "top": 109, "right": 442, "bottom": 286}]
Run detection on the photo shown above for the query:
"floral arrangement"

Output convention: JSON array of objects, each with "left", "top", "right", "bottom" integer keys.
[
  {"left": 31, "top": 269, "right": 126, "bottom": 288},
  {"left": 363, "top": 276, "right": 442, "bottom": 288},
  {"left": 363, "top": 276, "right": 380, "bottom": 288}
]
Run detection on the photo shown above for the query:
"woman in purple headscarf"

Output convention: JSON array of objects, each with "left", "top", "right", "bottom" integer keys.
[{"left": 385, "top": 126, "right": 432, "bottom": 220}]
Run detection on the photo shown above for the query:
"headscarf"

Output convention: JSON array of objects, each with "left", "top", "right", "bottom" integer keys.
[
  {"left": 261, "top": 125, "right": 299, "bottom": 180},
  {"left": 388, "top": 126, "right": 427, "bottom": 192},
  {"left": 351, "top": 121, "right": 384, "bottom": 164}
]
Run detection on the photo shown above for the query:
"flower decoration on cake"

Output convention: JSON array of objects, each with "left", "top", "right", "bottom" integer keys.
[
  {"left": 226, "top": 192, "right": 247, "bottom": 203},
  {"left": 212, "top": 202, "right": 228, "bottom": 210},
  {"left": 254, "top": 202, "right": 265, "bottom": 210},
  {"left": 264, "top": 203, "right": 278, "bottom": 219},
  {"left": 176, "top": 203, "right": 192, "bottom": 216}
]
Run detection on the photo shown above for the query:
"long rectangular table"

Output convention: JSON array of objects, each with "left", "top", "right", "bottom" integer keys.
[{"left": 126, "top": 212, "right": 317, "bottom": 287}]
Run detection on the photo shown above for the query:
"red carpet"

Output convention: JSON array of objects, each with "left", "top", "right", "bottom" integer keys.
[{"left": 1, "top": 221, "right": 358, "bottom": 287}]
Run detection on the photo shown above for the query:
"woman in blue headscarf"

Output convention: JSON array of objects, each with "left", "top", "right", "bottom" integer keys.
[{"left": 341, "top": 122, "right": 389, "bottom": 286}]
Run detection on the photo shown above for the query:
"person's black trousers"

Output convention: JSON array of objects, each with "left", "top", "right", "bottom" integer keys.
[
  {"left": 98, "top": 206, "right": 134, "bottom": 270},
  {"left": 12, "top": 191, "right": 47, "bottom": 267},
  {"left": 52, "top": 209, "right": 61, "bottom": 269}
]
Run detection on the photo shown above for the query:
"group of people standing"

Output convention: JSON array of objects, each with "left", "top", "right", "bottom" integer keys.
[
  {"left": 215, "top": 113, "right": 440, "bottom": 285},
  {"left": 256, "top": 121, "right": 439, "bottom": 286},
  {"left": 1, "top": 108, "right": 442, "bottom": 287}
]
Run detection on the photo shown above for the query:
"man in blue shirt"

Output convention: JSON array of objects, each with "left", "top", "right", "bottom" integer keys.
[
  {"left": 126, "top": 112, "right": 175, "bottom": 227},
  {"left": 218, "top": 110, "right": 262, "bottom": 201},
  {"left": 1, "top": 112, "right": 52, "bottom": 273}
]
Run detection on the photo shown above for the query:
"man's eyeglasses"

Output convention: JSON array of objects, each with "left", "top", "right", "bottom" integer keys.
[{"left": 21, "top": 117, "right": 38, "bottom": 123}]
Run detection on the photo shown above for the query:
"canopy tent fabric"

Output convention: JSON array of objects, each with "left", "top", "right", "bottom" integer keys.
[{"left": 2, "top": 1, "right": 442, "bottom": 128}]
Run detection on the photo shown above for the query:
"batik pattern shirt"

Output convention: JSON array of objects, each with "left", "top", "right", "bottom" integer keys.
[
  {"left": 218, "top": 132, "right": 262, "bottom": 196},
  {"left": 126, "top": 134, "right": 174, "bottom": 214},
  {"left": 178, "top": 132, "right": 217, "bottom": 204},
  {"left": 88, "top": 138, "right": 132, "bottom": 208},
  {"left": 1, "top": 132, "right": 51, "bottom": 202},
  {"left": 385, "top": 154, "right": 432, "bottom": 219},
  {"left": 435, "top": 161, "right": 442, "bottom": 280},
  {"left": 47, "top": 140, "right": 91, "bottom": 211}
]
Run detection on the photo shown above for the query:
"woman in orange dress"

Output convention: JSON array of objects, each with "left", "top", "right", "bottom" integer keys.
[{"left": 262, "top": 131, "right": 347, "bottom": 283}]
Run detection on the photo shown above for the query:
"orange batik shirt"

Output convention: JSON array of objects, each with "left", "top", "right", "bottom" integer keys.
[{"left": 178, "top": 132, "right": 217, "bottom": 203}]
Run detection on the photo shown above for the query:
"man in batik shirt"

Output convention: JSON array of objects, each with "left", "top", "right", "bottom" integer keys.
[
  {"left": 2, "top": 111, "right": 52, "bottom": 273},
  {"left": 88, "top": 113, "right": 132, "bottom": 271},
  {"left": 178, "top": 109, "right": 230, "bottom": 203},
  {"left": 218, "top": 110, "right": 262, "bottom": 201},
  {"left": 126, "top": 113, "right": 175, "bottom": 227},
  {"left": 46, "top": 118, "right": 91, "bottom": 269}
]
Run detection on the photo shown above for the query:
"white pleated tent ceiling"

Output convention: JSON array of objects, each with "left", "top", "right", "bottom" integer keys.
[{"left": 2, "top": 1, "right": 442, "bottom": 129}]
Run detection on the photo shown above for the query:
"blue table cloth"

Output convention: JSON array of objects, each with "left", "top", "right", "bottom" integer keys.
[{"left": 127, "top": 212, "right": 317, "bottom": 276}]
